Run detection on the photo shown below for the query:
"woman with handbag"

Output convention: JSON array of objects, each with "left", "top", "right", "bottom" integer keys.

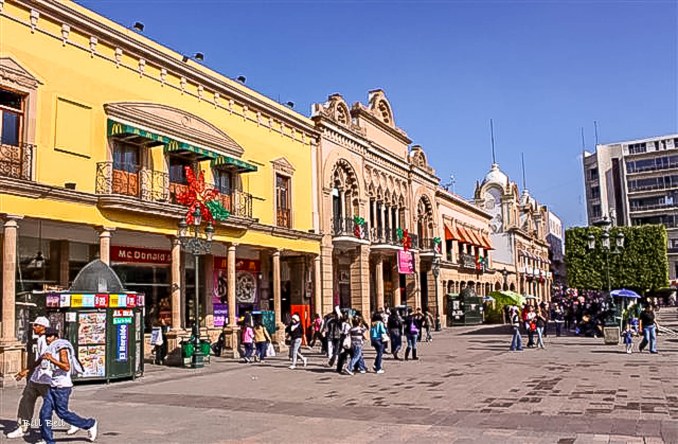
[
  {"left": 370, "top": 313, "right": 387, "bottom": 374},
  {"left": 253, "top": 320, "right": 271, "bottom": 363}
]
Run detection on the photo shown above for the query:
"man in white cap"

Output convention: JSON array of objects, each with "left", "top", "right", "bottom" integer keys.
[{"left": 7, "top": 317, "right": 54, "bottom": 438}]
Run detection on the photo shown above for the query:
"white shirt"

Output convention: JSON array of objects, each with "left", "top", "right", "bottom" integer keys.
[
  {"left": 46, "top": 341, "right": 73, "bottom": 388},
  {"left": 29, "top": 335, "right": 51, "bottom": 385}
]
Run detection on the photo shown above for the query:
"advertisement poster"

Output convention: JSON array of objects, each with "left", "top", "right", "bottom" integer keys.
[
  {"left": 213, "top": 304, "right": 228, "bottom": 327},
  {"left": 78, "top": 312, "right": 106, "bottom": 344},
  {"left": 116, "top": 324, "right": 129, "bottom": 362},
  {"left": 397, "top": 250, "right": 414, "bottom": 274},
  {"left": 213, "top": 258, "right": 260, "bottom": 315},
  {"left": 78, "top": 345, "right": 106, "bottom": 377}
]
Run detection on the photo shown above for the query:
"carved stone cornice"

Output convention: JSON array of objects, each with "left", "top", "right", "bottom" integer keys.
[
  {"left": 105, "top": 102, "right": 244, "bottom": 157},
  {"left": 0, "top": 177, "right": 98, "bottom": 204},
  {"left": 270, "top": 157, "right": 295, "bottom": 176}
]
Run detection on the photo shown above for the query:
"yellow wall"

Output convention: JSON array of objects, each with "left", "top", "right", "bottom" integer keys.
[{"left": 1, "top": 1, "right": 318, "bottom": 253}]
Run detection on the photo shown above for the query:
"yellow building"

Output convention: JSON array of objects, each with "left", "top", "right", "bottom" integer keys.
[{"left": 0, "top": 0, "right": 321, "bottom": 375}]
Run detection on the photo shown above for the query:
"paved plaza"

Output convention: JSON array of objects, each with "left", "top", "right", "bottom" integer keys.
[{"left": 1, "top": 310, "right": 677, "bottom": 444}]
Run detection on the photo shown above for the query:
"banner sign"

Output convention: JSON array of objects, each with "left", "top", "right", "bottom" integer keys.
[
  {"left": 397, "top": 250, "right": 414, "bottom": 274},
  {"left": 110, "top": 246, "right": 171, "bottom": 265},
  {"left": 212, "top": 258, "right": 260, "bottom": 305},
  {"left": 116, "top": 324, "right": 129, "bottom": 362},
  {"left": 213, "top": 304, "right": 228, "bottom": 327}
]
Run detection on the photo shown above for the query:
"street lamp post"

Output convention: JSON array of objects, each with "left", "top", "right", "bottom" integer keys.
[
  {"left": 177, "top": 208, "right": 214, "bottom": 369},
  {"left": 586, "top": 216, "right": 625, "bottom": 333},
  {"left": 502, "top": 268, "right": 508, "bottom": 291},
  {"left": 432, "top": 256, "right": 441, "bottom": 331}
]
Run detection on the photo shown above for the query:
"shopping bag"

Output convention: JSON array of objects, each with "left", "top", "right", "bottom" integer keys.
[{"left": 266, "top": 342, "right": 276, "bottom": 357}]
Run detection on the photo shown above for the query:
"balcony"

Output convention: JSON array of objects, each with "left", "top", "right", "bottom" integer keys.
[
  {"left": 331, "top": 217, "right": 370, "bottom": 248},
  {"left": 276, "top": 208, "right": 291, "bottom": 228},
  {"left": 627, "top": 162, "right": 678, "bottom": 175},
  {"left": 628, "top": 182, "right": 678, "bottom": 194},
  {"left": 418, "top": 237, "right": 442, "bottom": 257},
  {"left": 630, "top": 202, "right": 677, "bottom": 213},
  {"left": 371, "top": 227, "right": 401, "bottom": 250},
  {"left": 95, "top": 162, "right": 254, "bottom": 223},
  {"left": 0, "top": 142, "right": 34, "bottom": 181}
]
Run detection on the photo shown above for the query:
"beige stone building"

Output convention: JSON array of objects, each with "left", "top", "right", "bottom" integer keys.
[
  {"left": 312, "top": 90, "right": 501, "bottom": 318},
  {"left": 474, "top": 163, "right": 552, "bottom": 301}
]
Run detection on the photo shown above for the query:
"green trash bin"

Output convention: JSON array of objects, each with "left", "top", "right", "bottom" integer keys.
[
  {"left": 200, "top": 340, "right": 211, "bottom": 358},
  {"left": 181, "top": 341, "right": 194, "bottom": 367}
]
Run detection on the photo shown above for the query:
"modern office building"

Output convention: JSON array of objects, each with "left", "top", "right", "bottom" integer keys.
[{"left": 583, "top": 134, "right": 678, "bottom": 279}]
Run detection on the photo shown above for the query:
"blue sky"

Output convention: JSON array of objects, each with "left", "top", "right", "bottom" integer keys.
[{"left": 78, "top": 0, "right": 677, "bottom": 227}]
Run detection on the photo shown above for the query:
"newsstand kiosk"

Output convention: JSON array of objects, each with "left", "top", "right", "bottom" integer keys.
[{"left": 35, "top": 260, "right": 144, "bottom": 383}]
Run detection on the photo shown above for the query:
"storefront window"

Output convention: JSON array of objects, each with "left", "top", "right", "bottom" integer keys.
[
  {"left": 17, "top": 236, "right": 55, "bottom": 292},
  {"left": 113, "top": 264, "right": 170, "bottom": 333}
]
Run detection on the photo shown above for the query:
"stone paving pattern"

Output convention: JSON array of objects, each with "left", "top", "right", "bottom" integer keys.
[{"left": 1, "top": 309, "right": 677, "bottom": 443}]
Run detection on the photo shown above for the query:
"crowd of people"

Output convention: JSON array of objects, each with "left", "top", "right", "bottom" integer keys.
[{"left": 507, "top": 289, "right": 663, "bottom": 354}]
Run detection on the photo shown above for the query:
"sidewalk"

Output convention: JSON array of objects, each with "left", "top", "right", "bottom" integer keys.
[{"left": 1, "top": 321, "right": 676, "bottom": 443}]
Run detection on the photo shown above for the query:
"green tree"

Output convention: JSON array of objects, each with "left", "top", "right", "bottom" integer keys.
[{"left": 565, "top": 224, "right": 668, "bottom": 293}]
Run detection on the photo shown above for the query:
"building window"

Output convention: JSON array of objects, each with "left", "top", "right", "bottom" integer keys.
[
  {"left": 169, "top": 156, "right": 193, "bottom": 185},
  {"left": 113, "top": 141, "right": 139, "bottom": 173},
  {"left": 276, "top": 173, "right": 290, "bottom": 228},
  {"left": 592, "top": 204, "right": 602, "bottom": 218},
  {"left": 214, "top": 169, "right": 232, "bottom": 194},
  {"left": 0, "top": 88, "right": 25, "bottom": 146},
  {"left": 588, "top": 168, "right": 598, "bottom": 181},
  {"left": 590, "top": 186, "right": 600, "bottom": 199}
]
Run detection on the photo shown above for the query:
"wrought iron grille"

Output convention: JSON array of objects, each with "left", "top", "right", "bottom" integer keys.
[
  {"left": 0, "top": 142, "right": 34, "bottom": 180},
  {"left": 331, "top": 217, "right": 370, "bottom": 240},
  {"left": 96, "top": 161, "right": 169, "bottom": 202}
]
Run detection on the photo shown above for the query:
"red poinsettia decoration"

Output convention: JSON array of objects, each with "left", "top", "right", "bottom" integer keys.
[{"left": 176, "top": 166, "right": 229, "bottom": 224}]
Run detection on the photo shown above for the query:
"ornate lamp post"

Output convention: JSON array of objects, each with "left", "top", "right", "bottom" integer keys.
[
  {"left": 502, "top": 267, "right": 508, "bottom": 291},
  {"left": 177, "top": 207, "right": 214, "bottom": 368},
  {"left": 432, "top": 255, "right": 442, "bottom": 331},
  {"left": 586, "top": 216, "right": 625, "bottom": 333}
]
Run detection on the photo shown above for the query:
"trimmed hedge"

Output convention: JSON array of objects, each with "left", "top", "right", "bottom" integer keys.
[{"left": 565, "top": 224, "right": 668, "bottom": 292}]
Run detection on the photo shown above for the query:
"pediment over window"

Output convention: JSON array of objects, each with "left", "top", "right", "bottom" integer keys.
[
  {"left": 0, "top": 57, "right": 41, "bottom": 89},
  {"left": 104, "top": 102, "right": 244, "bottom": 156},
  {"left": 271, "top": 157, "right": 295, "bottom": 176}
]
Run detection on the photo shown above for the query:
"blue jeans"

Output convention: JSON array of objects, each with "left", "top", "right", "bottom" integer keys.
[
  {"left": 536, "top": 326, "right": 545, "bottom": 349},
  {"left": 255, "top": 341, "right": 267, "bottom": 361},
  {"left": 371, "top": 339, "right": 384, "bottom": 371},
  {"left": 510, "top": 326, "right": 523, "bottom": 350},
  {"left": 290, "top": 338, "right": 304, "bottom": 366},
  {"left": 389, "top": 330, "right": 402, "bottom": 354},
  {"left": 40, "top": 387, "right": 95, "bottom": 444},
  {"left": 640, "top": 325, "right": 657, "bottom": 353},
  {"left": 244, "top": 342, "right": 254, "bottom": 359},
  {"left": 348, "top": 344, "right": 366, "bottom": 372},
  {"left": 406, "top": 334, "right": 417, "bottom": 351}
]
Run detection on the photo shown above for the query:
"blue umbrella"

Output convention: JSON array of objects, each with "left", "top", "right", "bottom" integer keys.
[{"left": 611, "top": 288, "right": 640, "bottom": 298}]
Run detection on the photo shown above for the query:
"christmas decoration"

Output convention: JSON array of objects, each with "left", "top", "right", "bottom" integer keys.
[
  {"left": 433, "top": 237, "right": 442, "bottom": 254},
  {"left": 353, "top": 216, "right": 366, "bottom": 239},
  {"left": 176, "top": 166, "right": 230, "bottom": 224}
]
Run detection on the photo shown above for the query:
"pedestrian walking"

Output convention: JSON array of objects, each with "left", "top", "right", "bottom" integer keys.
[
  {"left": 638, "top": 305, "right": 658, "bottom": 354},
  {"left": 335, "top": 314, "right": 352, "bottom": 374},
  {"left": 309, "top": 314, "right": 324, "bottom": 349},
  {"left": 325, "top": 312, "right": 341, "bottom": 365},
  {"left": 509, "top": 307, "right": 523, "bottom": 351},
  {"left": 7, "top": 317, "right": 54, "bottom": 439},
  {"left": 552, "top": 304, "right": 565, "bottom": 337},
  {"left": 536, "top": 308, "right": 547, "bottom": 349},
  {"left": 253, "top": 320, "right": 271, "bottom": 363},
  {"left": 346, "top": 318, "right": 368, "bottom": 375},
  {"left": 241, "top": 323, "right": 254, "bottom": 363},
  {"left": 424, "top": 310, "right": 434, "bottom": 342},
  {"left": 622, "top": 325, "right": 634, "bottom": 354},
  {"left": 387, "top": 309, "right": 403, "bottom": 360},
  {"left": 38, "top": 327, "right": 98, "bottom": 444},
  {"left": 404, "top": 308, "right": 420, "bottom": 360},
  {"left": 286, "top": 314, "right": 307, "bottom": 369},
  {"left": 524, "top": 305, "right": 536, "bottom": 348},
  {"left": 370, "top": 313, "right": 387, "bottom": 374}
]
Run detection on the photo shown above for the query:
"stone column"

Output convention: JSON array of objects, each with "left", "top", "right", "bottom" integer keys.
[
  {"left": 97, "top": 227, "right": 115, "bottom": 265},
  {"left": 1, "top": 215, "right": 24, "bottom": 382},
  {"left": 313, "top": 255, "right": 322, "bottom": 316},
  {"left": 272, "top": 249, "right": 287, "bottom": 351},
  {"left": 169, "top": 236, "right": 182, "bottom": 330},
  {"left": 224, "top": 244, "right": 239, "bottom": 358},
  {"left": 375, "top": 254, "right": 384, "bottom": 310}
]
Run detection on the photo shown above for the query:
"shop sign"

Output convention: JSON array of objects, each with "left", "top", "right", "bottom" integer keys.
[
  {"left": 94, "top": 294, "right": 108, "bottom": 308},
  {"left": 397, "top": 250, "right": 414, "bottom": 274},
  {"left": 59, "top": 294, "right": 71, "bottom": 308},
  {"left": 113, "top": 317, "right": 133, "bottom": 325},
  {"left": 110, "top": 246, "right": 171, "bottom": 265},
  {"left": 116, "top": 324, "right": 129, "bottom": 362},
  {"left": 213, "top": 304, "right": 228, "bottom": 327},
  {"left": 46, "top": 294, "right": 60, "bottom": 308},
  {"left": 71, "top": 294, "right": 96, "bottom": 308},
  {"left": 110, "top": 294, "right": 128, "bottom": 307},
  {"left": 113, "top": 309, "right": 133, "bottom": 317}
]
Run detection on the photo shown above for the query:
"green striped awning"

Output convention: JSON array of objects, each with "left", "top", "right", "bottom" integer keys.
[
  {"left": 211, "top": 156, "right": 258, "bottom": 173},
  {"left": 108, "top": 119, "right": 218, "bottom": 160}
]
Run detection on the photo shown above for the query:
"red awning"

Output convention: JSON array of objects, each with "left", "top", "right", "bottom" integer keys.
[
  {"left": 444, "top": 221, "right": 458, "bottom": 241},
  {"left": 455, "top": 225, "right": 469, "bottom": 244},
  {"left": 481, "top": 232, "right": 494, "bottom": 250}
]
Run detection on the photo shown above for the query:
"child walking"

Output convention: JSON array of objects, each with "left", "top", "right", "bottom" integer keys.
[{"left": 622, "top": 325, "right": 634, "bottom": 354}]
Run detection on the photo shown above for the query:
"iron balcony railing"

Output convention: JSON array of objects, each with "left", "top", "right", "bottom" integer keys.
[
  {"left": 331, "top": 217, "right": 370, "bottom": 241},
  {"left": 277, "top": 208, "right": 291, "bottom": 228},
  {"left": 630, "top": 202, "right": 677, "bottom": 212},
  {"left": 0, "top": 142, "right": 34, "bottom": 181},
  {"left": 371, "top": 227, "right": 400, "bottom": 246},
  {"left": 96, "top": 162, "right": 253, "bottom": 219},
  {"left": 628, "top": 182, "right": 678, "bottom": 193},
  {"left": 418, "top": 237, "right": 442, "bottom": 253}
]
